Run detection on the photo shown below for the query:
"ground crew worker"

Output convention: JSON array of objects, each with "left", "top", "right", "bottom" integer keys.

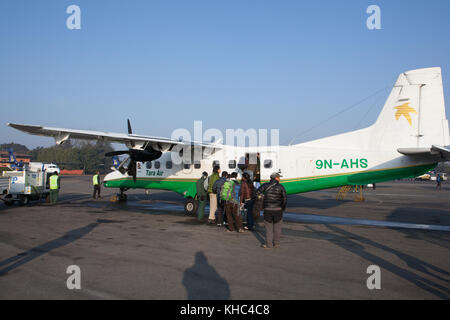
[
  {"left": 49, "top": 172, "right": 60, "bottom": 205},
  {"left": 256, "top": 172, "right": 287, "bottom": 249},
  {"left": 93, "top": 171, "right": 101, "bottom": 199},
  {"left": 207, "top": 165, "right": 221, "bottom": 224},
  {"left": 196, "top": 172, "right": 208, "bottom": 222}
]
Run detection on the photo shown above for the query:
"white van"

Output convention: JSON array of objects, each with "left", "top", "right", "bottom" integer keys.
[{"left": 44, "top": 164, "right": 60, "bottom": 174}]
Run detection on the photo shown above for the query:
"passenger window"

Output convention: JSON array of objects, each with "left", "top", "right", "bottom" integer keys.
[
  {"left": 155, "top": 161, "right": 160, "bottom": 169},
  {"left": 146, "top": 161, "right": 152, "bottom": 169},
  {"left": 194, "top": 161, "right": 201, "bottom": 169},
  {"left": 183, "top": 163, "right": 191, "bottom": 170},
  {"left": 166, "top": 161, "right": 172, "bottom": 169},
  {"left": 264, "top": 159, "right": 272, "bottom": 169},
  {"left": 212, "top": 160, "right": 220, "bottom": 168},
  {"left": 228, "top": 160, "right": 236, "bottom": 169}
]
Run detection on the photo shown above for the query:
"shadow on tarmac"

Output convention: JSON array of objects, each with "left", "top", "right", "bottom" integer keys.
[
  {"left": 0, "top": 219, "right": 120, "bottom": 276},
  {"left": 286, "top": 194, "right": 348, "bottom": 209},
  {"left": 301, "top": 224, "right": 450, "bottom": 299},
  {"left": 182, "top": 251, "right": 230, "bottom": 300},
  {"left": 387, "top": 207, "right": 450, "bottom": 226}
]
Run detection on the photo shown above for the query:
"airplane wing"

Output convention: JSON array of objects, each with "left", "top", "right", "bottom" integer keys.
[
  {"left": 397, "top": 145, "right": 450, "bottom": 160},
  {"left": 7, "top": 122, "right": 221, "bottom": 152}
]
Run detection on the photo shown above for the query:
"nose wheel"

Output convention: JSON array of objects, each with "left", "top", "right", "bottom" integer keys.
[
  {"left": 112, "top": 188, "right": 128, "bottom": 202},
  {"left": 184, "top": 197, "right": 198, "bottom": 215}
]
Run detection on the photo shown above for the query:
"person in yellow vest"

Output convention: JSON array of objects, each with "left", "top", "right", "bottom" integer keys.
[
  {"left": 49, "top": 172, "right": 60, "bottom": 205},
  {"left": 93, "top": 171, "right": 101, "bottom": 199}
]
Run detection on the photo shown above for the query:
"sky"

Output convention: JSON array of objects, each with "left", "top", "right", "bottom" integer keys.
[{"left": 1, "top": 0, "right": 449, "bottom": 149}]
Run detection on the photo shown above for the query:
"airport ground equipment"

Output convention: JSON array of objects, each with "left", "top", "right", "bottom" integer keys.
[
  {"left": 1, "top": 165, "right": 52, "bottom": 205},
  {"left": 336, "top": 185, "right": 352, "bottom": 200},
  {"left": 336, "top": 185, "right": 365, "bottom": 202}
]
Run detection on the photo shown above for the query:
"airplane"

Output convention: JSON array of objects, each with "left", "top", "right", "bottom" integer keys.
[
  {"left": 6, "top": 148, "right": 25, "bottom": 171},
  {"left": 7, "top": 67, "right": 450, "bottom": 214}
]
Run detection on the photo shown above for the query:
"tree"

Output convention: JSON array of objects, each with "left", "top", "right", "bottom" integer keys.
[{"left": 30, "top": 140, "right": 114, "bottom": 174}]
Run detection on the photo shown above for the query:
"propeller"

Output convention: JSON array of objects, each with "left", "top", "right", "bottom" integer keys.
[
  {"left": 127, "top": 119, "right": 132, "bottom": 134},
  {"left": 104, "top": 119, "right": 162, "bottom": 183}
]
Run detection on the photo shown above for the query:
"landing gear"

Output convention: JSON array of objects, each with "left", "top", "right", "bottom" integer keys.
[
  {"left": 118, "top": 193, "right": 128, "bottom": 202},
  {"left": 112, "top": 188, "right": 128, "bottom": 202},
  {"left": 184, "top": 197, "right": 198, "bottom": 215}
]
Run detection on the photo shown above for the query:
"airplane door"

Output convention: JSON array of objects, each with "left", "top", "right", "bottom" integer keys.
[{"left": 260, "top": 151, "right": 279, "bottom": 181}]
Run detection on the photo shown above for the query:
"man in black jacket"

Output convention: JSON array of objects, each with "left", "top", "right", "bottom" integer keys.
[{"left": 256, "top": 172, "right": 287, "bottom": 249}]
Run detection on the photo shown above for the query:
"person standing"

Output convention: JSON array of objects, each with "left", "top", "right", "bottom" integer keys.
[
  {"left": 49, "top": 172, "right": 60, "bottom": 205},
  {"left": 256, "top": 172, "right": 287, "bottom": 249},
  {"left": 196, "top": 172, "right": 209, "bottom": 222},
  {"left": 240, "top": 172, "right": 256, "bottom": 231},
  {"left": 223, "top": 172, "right": 244, "bottom": 233},
  {"left": 93, "top": 171, "right": 101, "bottom": 199},
  {"left": 253, "top": 153, "right": 261, "bottom": 189},
  {"left": 207, "top": 165, "right": 221, "bottom": 224},
  {"left": 436, "top": 173, "right": 442, "bottom": 191},
  {"left": 212, "top": 171, "right": 228, "bottom": 226}
]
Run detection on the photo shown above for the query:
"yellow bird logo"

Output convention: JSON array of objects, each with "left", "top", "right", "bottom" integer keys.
[{"left": 394, "top": 102, "right": 417, "bottom": 126}]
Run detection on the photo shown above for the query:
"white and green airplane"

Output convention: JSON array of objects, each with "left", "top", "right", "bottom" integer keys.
[{"left": 8, "top": 67, "right": 450, "bottom": 214}]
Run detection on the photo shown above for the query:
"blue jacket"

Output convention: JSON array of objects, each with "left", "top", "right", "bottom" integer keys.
[{"left": 232, "top": 180, "right": 240, "bottom": 204}]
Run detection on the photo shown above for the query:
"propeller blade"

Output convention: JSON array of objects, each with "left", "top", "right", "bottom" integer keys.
[
  {"left": 127, "top": 119, "right": 132, "bottom": 135},
  {"left": 127, "top": 159, "right": 137, "bottom": 183}
]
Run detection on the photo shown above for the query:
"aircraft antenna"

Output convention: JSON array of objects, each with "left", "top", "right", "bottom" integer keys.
[{"left": 287, "top": 86, "right": 390, "bottom": 146}]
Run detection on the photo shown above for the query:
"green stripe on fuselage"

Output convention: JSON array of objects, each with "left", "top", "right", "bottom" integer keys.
[{"left": 104, "top": 163, "right": 436, "bottom": 197}]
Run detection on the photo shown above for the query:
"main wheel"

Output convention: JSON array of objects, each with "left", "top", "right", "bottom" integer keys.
[
  {"left": 3, "top": 194, "right": 13, "bottom": 206},
  {"left": 4, "top": 199, "right": 13, "bottom": 206},
  {"left": 21, "top": 196, "right": 30, "bottom": 205},
  {"left": 184, "top": 198, "right": 198, "bottom": 215}
]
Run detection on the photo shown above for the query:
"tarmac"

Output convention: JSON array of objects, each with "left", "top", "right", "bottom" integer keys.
[{"left": 0, "top": 176, "right": 449, "bottom": 299}]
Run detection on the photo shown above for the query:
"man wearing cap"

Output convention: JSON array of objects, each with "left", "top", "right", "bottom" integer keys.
[{"left": 256, "top": 172, "right": 287, "bottom": 249}]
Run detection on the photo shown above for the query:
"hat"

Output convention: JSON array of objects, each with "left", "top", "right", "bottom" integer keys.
[{"left": 270, "top": 172, "right": 282, "bottom": 179}]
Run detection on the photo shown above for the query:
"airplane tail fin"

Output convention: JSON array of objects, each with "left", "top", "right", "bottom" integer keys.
[
  {"left": 112, "top": 156, "right": 120, "bottom": 169},
  {"left": 8, "top": 148, "right": 17, "bottom": 164},
  {"left": 372, "top": 67, "right": 449, "bottom": 149}
]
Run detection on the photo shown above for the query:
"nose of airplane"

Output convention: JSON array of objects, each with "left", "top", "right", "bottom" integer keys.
[{"left": 103, "top": 170, "right": 119, "bottom": 187}]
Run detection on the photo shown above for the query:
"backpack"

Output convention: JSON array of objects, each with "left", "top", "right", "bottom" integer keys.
[{"left": 220, "top": 180, "right": 234, "bottom": 201}]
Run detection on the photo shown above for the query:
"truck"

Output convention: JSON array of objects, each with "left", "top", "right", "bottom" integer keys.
[
  {"left": 28, "top": 162, "right": 60, "bottom": 174},
  {"left": 1, "top": 163, "right": 54, "bottom": 205}
]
